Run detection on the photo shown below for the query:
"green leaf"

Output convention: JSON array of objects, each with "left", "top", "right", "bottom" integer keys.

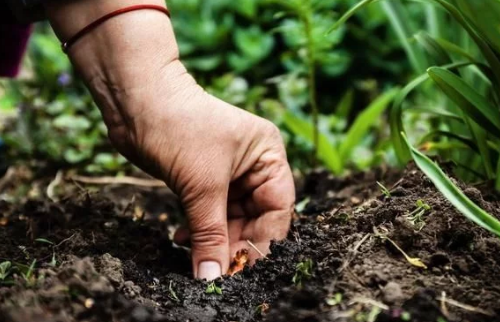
[
  {"left": 414, "top": 31, "right": 451, "bottom": 66},
  {"left": 327, "top": 0, "right": 378, "bottom": 34},
  {"left": 427, "top": 67, "right": 500, "bottom": 137},
  {"left": 389, "top": 62, "right": 475, "bottom": 164},
  {"left": 339, "top": 88, "right": 398, "bottom": 160},
  {"left": 35, "top": 238, "right": 54, "bottom": 245},
  {"left": 402, "top": 133, "right": 500, "bottom": 237},
  {"left": 430, "top": 0, "right": 500, "bottom": 89},
  {"left": 418, "top": 130, "right": 479, "bottom": 153},
  {"left": 283, "top": 111, "right": 343, "bottom": 174},
  {"left": 380, "top": 1, "right": 427, "bottom": 73},
  {"left": 334, "top": 89, "right": 354, "bottom": 120},
  {"left": 53, "top": 115, "right": 91, "bottom": 131},
  {"left": 456, "top": 0, "right": 500, "bottom": 55}
]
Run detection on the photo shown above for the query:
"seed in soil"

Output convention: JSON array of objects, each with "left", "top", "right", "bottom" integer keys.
[{"left": 227, "top": 248, "right": 249, "bottom": 276}]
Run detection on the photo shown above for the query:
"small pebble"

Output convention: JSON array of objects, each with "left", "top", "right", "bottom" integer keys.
[{"left": 382, "top": 281, "right": 404, "bottom": 304}]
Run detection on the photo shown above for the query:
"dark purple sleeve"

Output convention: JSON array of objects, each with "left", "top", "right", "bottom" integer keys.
[{"left": 0, "top": 7, "right": 32, "bottom": 78}]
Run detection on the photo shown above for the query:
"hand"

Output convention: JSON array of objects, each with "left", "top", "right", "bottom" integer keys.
[
  {"left": 45, "top": 0, "right": 295, "bottom": 280},
  {"left": 113, "top": 64, "right": 295, "bottom": 280}
]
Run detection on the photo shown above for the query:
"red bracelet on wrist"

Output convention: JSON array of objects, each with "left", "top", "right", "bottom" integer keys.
[{"left": 61, "top": 4, "right": 171, "bottom": 53}]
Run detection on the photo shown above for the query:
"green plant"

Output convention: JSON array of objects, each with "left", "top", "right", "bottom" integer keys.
[
  {"left": 206, "top": 281, "right": 223, "bottom": 295},
  {"left": 403, "top": 134, "right": 500, "bottom": 237},
  {"left": 401, "top": 311, "right": 411, "bottom": 321},
  {"left": 282, "top": 88, "right": 398, "bottom": 174},
  {"left": 406, "top": 199, "right": 431, "bottom": 230},
  {"left": 169, "top": 281, "right": 180, "bottom": 302},
  {"left": 335, "top": 0, "right": 500, "bottom": 238},
  {"left": 377, "top": 181, "right": 391, "bottom": 198},
  {"left": 0, "top": 261, "right": 12, "bottom": 281},
  {"left": 21, "top": 259, "right": 37, "bottom": 287},
  {"left": 325, "top": 293, "right": 343, "bottom": 306},
  {"left": 292, "top": 258, "right": 313, "bottom": 287}
]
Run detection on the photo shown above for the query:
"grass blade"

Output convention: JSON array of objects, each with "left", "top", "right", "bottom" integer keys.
[
  {"left": 429, "top": 0, "right": 500, "bottom": 90},
  {"left": 427, "top": 67, "right": 500, "bottom": 137},
  {"left": 414, "top": 31, "right": 451, "bottom": 66},
  {"left": 381, "top": 1, "right": 427, "bottom": 73},
  {"left": 418, "top": 130, "right": 479, "bottom": 153},
  {"left": 456, "top": 0, "right": 500, "bottom": 55},
  {"left": 390, "top": 62, "right": 475, "bottom": 164},
  {"left": 402, "top": 133, "right": 500, "bottom": 237},
  {"left": 327, "top": 0, "right": 378, "bottom": 34},
  {"left": 339, "top": 88, "right": 398, "bottom": 160},
  {"left": 283, "top": 111, "right": 343, "bottom": 174}
]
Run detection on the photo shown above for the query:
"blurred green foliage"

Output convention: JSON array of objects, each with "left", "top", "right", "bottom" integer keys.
[{"left": 0, "top": 0, "right": 426, "bottom": 175}]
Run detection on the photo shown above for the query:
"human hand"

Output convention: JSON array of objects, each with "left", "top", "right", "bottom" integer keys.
[{"left": 45, "top": 0, "right": 295, "bottom": 280}]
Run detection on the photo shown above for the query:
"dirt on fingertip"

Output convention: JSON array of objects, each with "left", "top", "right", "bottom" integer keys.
[{"left": 1, "top": 164, "right": 500, "bottom": 322}]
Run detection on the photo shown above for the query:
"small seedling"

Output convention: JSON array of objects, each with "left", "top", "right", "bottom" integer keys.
[
  {"left": 18, "top": 246, "right": 30, "bottom": 260},
  {"left": 401, "top": 311, "right": 411, "bottom": 321},
  {"left": 377, "top": 182, "right": 391, "bottom": 198},
  {"left": 255, "top": 302, "right": 270, "bottom": 315},
  {"left": 35, "top": 238, "right": 54, "bottom": 245},
  {"left": 295, "top": 197, "right": 311, "bottom": 213},
  {"left": 292, "top": 259, "right": 313, "bottom": 288},
  {"left": 326, "top": 293, "right": 342, "bottom": 306},
  {"left": 0, "top": 261, "right": 12, "bottom": 281},
  {"left": 206, "top": 281, "right": 222, "bottom": 295},
  {"left": 367, "top": 307, "right": 382, "bottom": 322},
  {"left": 21, "top": 259, "right": 37, "bottom": 287},
  {"left": 406, "top": 199, "right": 431, "bottom": 230},
  {"left": 168, "top": 281, "right": 180, "bottom": 302}
]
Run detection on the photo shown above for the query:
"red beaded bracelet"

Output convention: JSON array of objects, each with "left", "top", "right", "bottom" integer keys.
[{"left": 61, "top": 4, "right": 171, "bottom": 53}]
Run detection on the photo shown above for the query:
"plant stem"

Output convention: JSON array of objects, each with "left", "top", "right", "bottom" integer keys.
[{"left": 302, "top": 4, "right": 319, "bottom": 164}]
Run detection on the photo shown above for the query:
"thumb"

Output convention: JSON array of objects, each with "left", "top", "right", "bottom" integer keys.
[{"left": 184, "top": 191, "right": 230, "bottom": 281}]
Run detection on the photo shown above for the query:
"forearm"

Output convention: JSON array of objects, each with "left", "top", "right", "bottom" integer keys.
[
  {"left": 45, "top": 0, "right": 180, "bottom": 88},
  {"left": 43, "top": 0, "right": 198, "bottom": 134}
]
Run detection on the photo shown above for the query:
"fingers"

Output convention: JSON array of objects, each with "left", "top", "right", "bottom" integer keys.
[{"left": 183, "top": 189, "right": 231, "bottom": 281}]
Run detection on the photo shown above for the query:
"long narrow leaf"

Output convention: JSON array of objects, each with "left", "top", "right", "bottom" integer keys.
[
  {"left": 403, "top": 133, "right": 500, "bottom": 237},
  {"left": 429, "top": 0, "right": 500, "bottom": 90},
  {"left": 339, "top": 88, "right": 398, "bottom": 160},
  {"left": 283, "top": 112, "right": 343, "bottom": 174},
  {"left": 381, "top": 1, "right": 427, "bottom": 73},
  {"left": 418, "top": 130, "right": 479, "bottom": 153},
  {"left": 390, "top": 62, "right": 475, "bottom": 164},
  {"left": 327, "top": 0, "right": 378, "bottom": 34},
  {"left": 415, "top": 31, "right": 451, "bottom": 66},
  {"left": 427, "top": 67, "right": 500, "bottom": 137},
  {"left": 456, "top": 0, "right": 500, "bottom": 55}
]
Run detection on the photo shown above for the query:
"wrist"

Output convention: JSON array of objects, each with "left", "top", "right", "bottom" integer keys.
[{"left": 45, "top": 0, "right": 179, "bottom": 91}]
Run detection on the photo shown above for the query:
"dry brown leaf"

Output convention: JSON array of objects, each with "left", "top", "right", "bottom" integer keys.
[{"left": 227, "top": 249, "right": 249, "bottom": 276}]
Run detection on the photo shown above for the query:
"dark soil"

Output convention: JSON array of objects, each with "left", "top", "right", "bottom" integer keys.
[{"left": 1, "top": 165, "right": 500, "bottom": 322}]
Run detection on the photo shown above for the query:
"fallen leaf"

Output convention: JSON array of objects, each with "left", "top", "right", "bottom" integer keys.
[
  {"left": 227, "top": 249, "right": 249, "bottom": 276},
  {"left": 407, "top": 257, "right": 428, "bottom": 269}
]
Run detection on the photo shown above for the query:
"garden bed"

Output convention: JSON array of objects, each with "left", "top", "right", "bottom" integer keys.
[{"left": 1, "top": 165, "right": 499, "bottom": 322}]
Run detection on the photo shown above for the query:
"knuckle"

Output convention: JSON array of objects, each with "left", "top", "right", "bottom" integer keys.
[{"left": 189, "top": 221, "right": 228, "bottom": 248}]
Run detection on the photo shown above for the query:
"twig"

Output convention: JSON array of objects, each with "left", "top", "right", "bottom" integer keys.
[
  {"left": 338, "top": 233, "right": 371, "bottom": 273},
  {"left": 436, "top": 294, "right": 494, "bottom": 316},
  {"left": 55, "top": 232, "right": 78, "bottom": 248},
  {"left": 440, "top": 292, "right": 450, "bottom": 319},
  {"left": 246, "top": 240, "right": 267, "bottom": 258},
  {"left": 47, "top": 170, "right": 63, "bottom": 201},
  {"left": 350, "top": 297, "right": 389, "bottom": 311},
  {"left": 69, "top": 175, "right": 166, "bottom": 187},
  {"left": 328, "top": 233, "right": 371, "bottom": 293}
]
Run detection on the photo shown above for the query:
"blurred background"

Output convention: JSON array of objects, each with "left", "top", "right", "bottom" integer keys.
[{"left": 1, "top": 0, "right": 499, "bottom": 195}]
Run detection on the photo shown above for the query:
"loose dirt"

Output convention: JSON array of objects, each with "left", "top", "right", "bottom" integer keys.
[{"left": 1, "top": 165, "right": 499, "bottom": 322}]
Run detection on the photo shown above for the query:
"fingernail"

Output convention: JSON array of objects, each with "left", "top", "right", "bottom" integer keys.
[{"left": 198, "top": 261, "right": 222, "bottom": 281}]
